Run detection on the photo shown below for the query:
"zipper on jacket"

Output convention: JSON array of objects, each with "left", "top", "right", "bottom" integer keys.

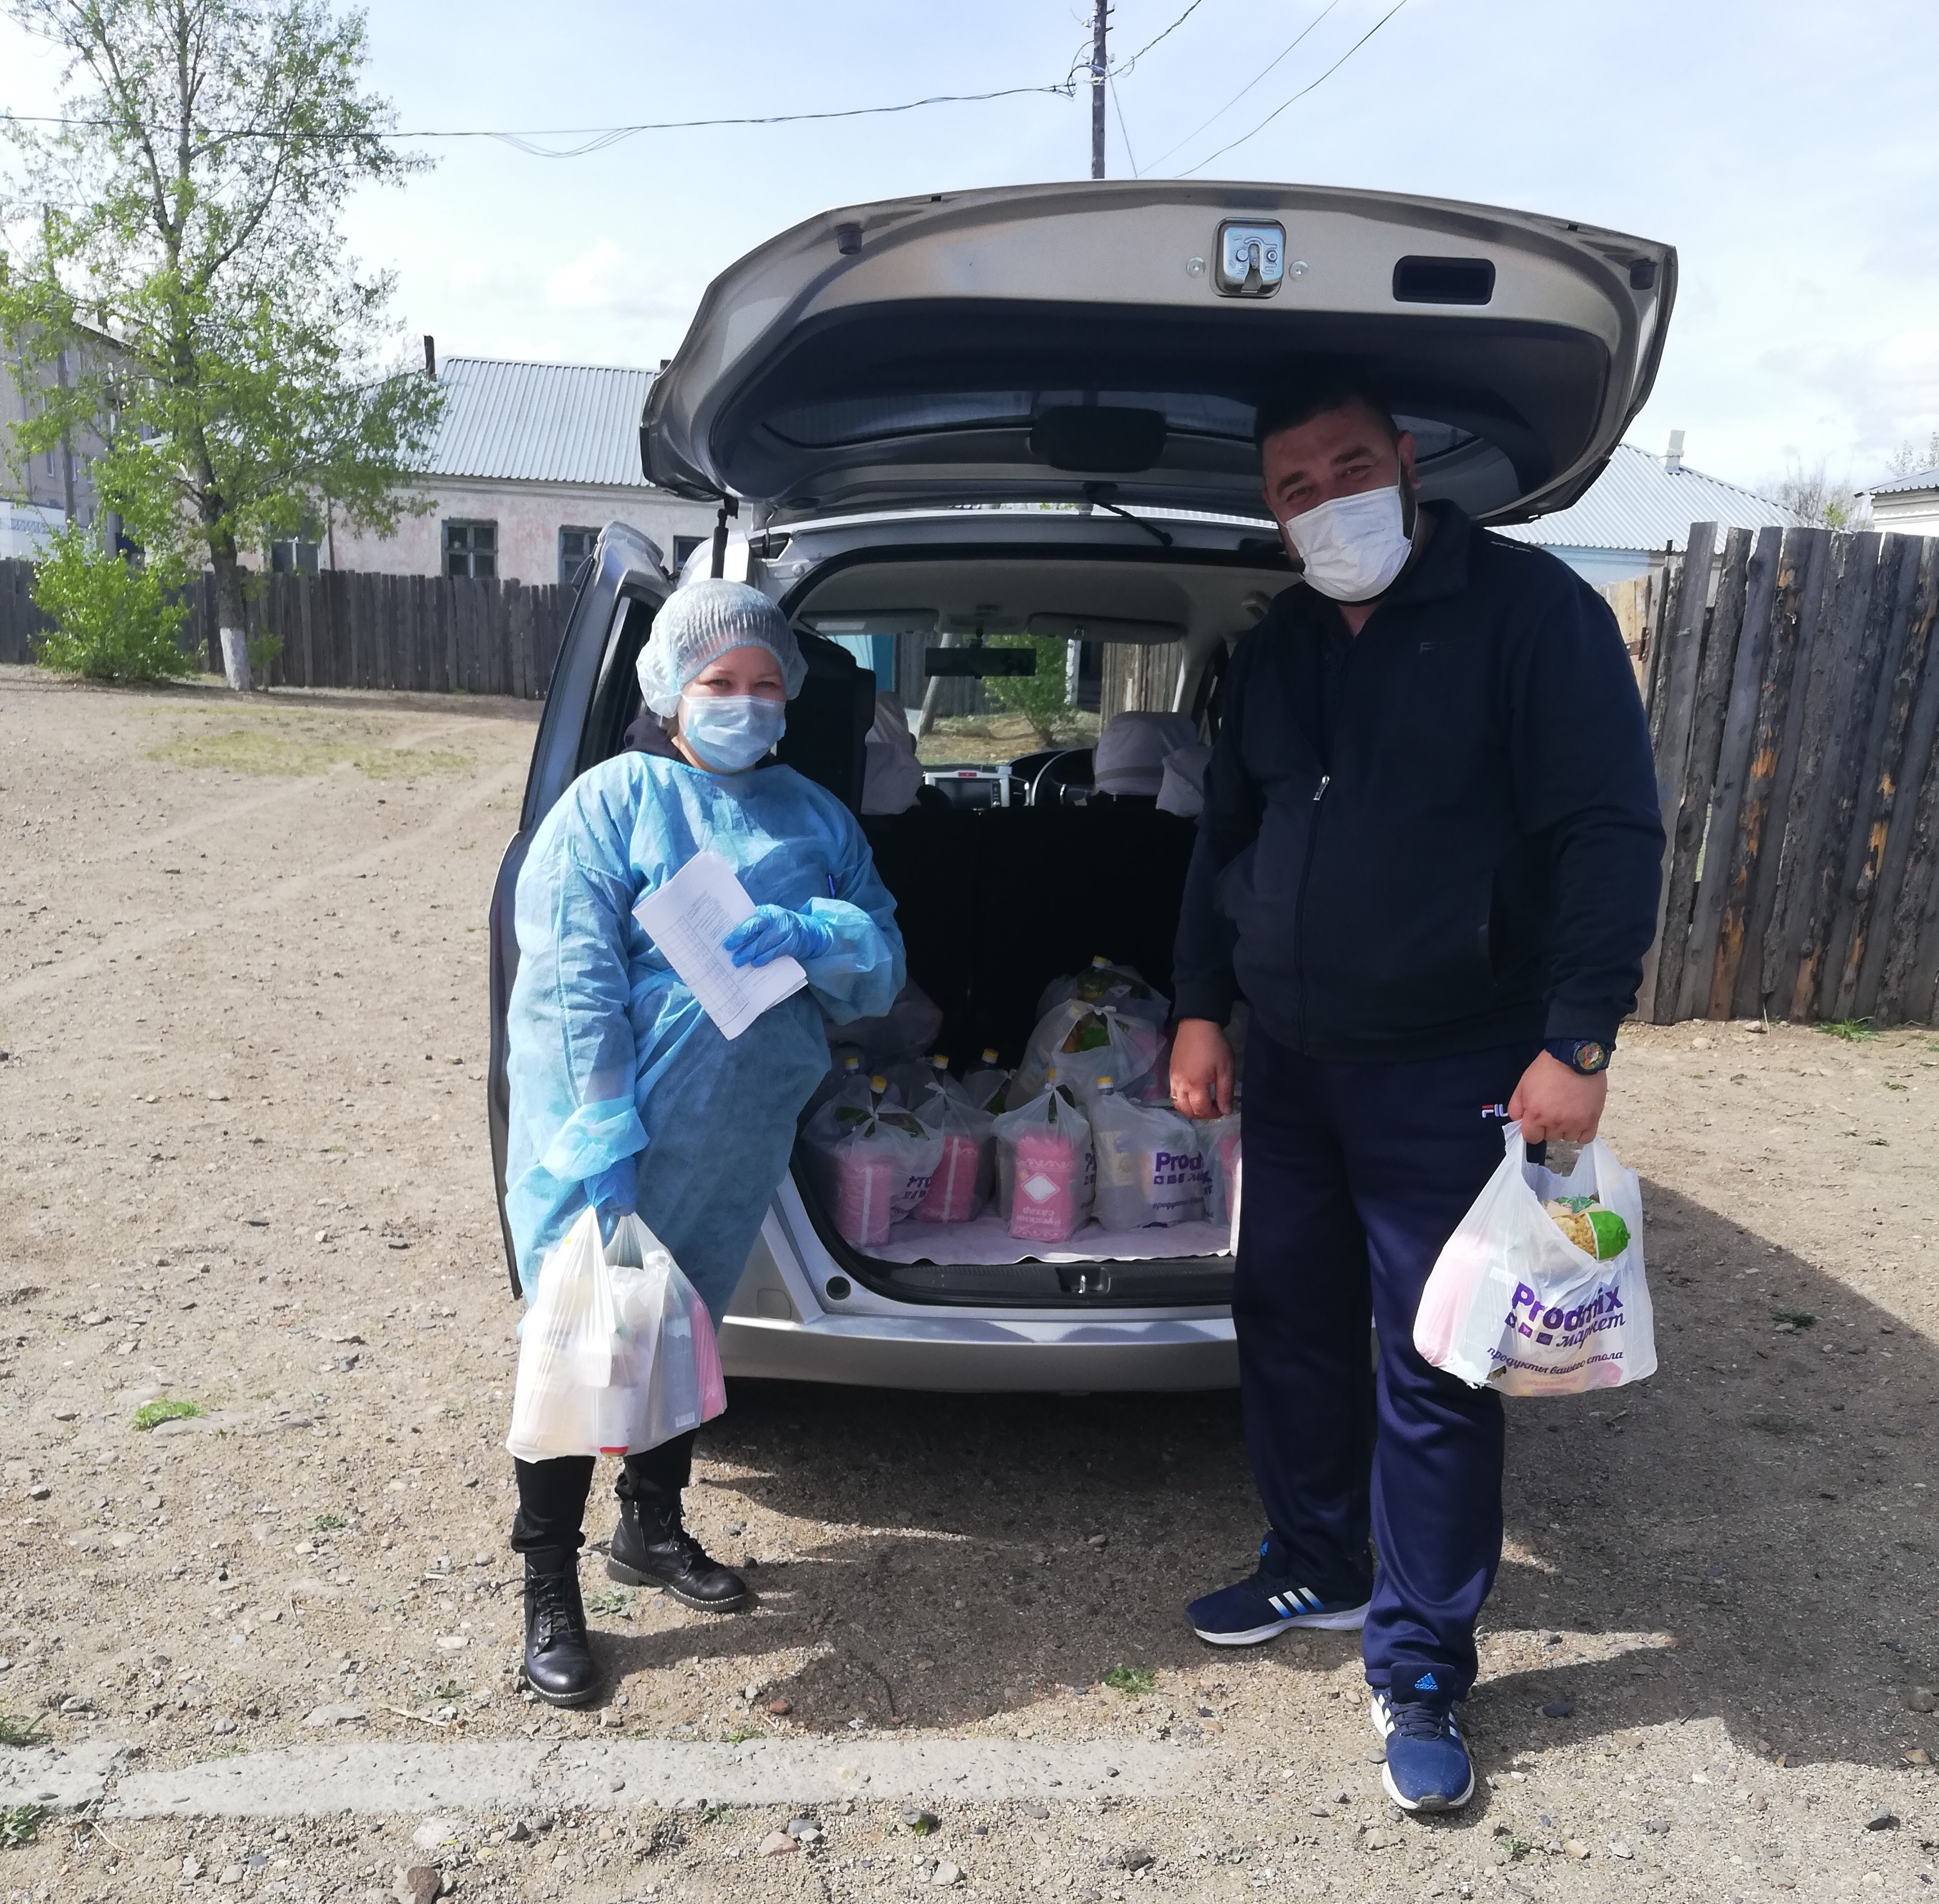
[{"left": 1292, "top": 773, "right": 1330, "bottom": 1051}]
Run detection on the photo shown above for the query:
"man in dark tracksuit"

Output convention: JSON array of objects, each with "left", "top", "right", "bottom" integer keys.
[{"left": 1169, "top": 370, "right": 1662, "bottom": 1813}]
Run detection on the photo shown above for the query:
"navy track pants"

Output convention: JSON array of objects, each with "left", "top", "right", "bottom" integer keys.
[{"left": 1234, "top": 1028, "right": 1538, "bottom": 1697}]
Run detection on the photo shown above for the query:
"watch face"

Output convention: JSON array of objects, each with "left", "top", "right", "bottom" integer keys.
[{"left": 1575, "top": 1040, "right": 1609, "bottom": 1074}]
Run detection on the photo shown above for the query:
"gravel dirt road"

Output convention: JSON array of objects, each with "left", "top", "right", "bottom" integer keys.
[{"left": 0, "top": 667, "right": 1935, "bottom": 1904}]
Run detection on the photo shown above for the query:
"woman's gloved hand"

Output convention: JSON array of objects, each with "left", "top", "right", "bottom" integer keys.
[{"left": 723, "top": 904, "right": 837, "bottom": 969}]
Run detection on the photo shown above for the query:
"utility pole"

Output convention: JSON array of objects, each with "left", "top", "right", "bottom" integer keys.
[{"left": 1091, "top": 0, "right": 1108, "bottom": 180}]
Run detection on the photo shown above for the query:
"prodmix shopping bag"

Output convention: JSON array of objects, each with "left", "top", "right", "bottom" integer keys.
[
  {"left": 1414, "top": 1123, "right": 1655, "bottom": 1396},
  {"left": 507, "top": 1207, "right": 727, "bottom": 1460}
]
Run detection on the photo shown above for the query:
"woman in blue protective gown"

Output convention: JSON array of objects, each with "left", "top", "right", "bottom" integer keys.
[{"left": 504, "top": 579, "right": 904, "bottom": 1705}]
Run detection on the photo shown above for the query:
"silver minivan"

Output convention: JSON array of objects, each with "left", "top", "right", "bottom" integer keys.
[{"left": 488, "top": 180, "right": 1675, "bottom": 1392}]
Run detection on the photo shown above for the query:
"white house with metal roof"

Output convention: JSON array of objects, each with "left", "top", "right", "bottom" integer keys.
[
  {"left": 1858, "top": 464, "right": 1939, "bottom": 540},
  {"left": 325, "top": 349, "right": 717, "bottom": 586},
  {"left": 1492, "top": 433, "right": 1799, "bottom": 585}
]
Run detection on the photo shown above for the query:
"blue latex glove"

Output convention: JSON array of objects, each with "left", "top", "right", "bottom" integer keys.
[{"left": 722, "top": 903, "right": 837, "bottom": 969}]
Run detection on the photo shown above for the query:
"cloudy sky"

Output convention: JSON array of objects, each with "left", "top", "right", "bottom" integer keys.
[{"left": 4, "top": 0, "right": 1936, "bottom": 490}]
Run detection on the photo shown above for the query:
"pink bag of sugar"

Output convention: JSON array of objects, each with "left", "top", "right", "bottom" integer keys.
[{"left": 992, "top": 1073, "right": 1095, "bottom": 1244}]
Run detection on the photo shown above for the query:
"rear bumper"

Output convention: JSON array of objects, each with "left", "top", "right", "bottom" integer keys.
[
  {"left": 720, "top": 1186, "right": 1238, "bottom": 1392},
  {"left": 718, "top": 1309, "right": 1237, "bottom": 1391}
]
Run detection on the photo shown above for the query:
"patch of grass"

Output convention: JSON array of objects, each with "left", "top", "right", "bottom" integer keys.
[
  {"left": 1814, "top": 1017, "right": 1878, "bottom": 1043},
  {"left": 0, "top": 1714, "right": 44, "bottom": 1747},
  {"left": 0, "top": 1804, "right": 41, "bottom": 1848},
  {"left": 311, "top": 1512, "right": 346, "bottom": 1532},
  {"left": 1102, "top": 1664, "right": 1157, "bottom": 1697},
  {"left": 133, "top": 1397, "right": 202, "bottom": 1431},
  {"left": 149, "top": 726, "right": 470, "bottom": 781},
  {"left": 1884, "top": 1078, "right": 1908, "bottom": 1090},
  {"left": 1771, "top": 1309, "right": 1817, "bottom": 1329},
  {"left": 415, "top": 1680, "right": 465, "bottom": 1705},
  {"left": 1747, "top": 1413, "right": 1809, "bottom": 1437},
  {"left": 585, "top": 1588, "right": 633, "bottom": 1616},
  {"left": 720, "top": 1724, "right": 763, "bottom": 1744}
]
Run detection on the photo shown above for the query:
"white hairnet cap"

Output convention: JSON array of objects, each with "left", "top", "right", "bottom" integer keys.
[{"left": 636, "top": 578, "right": 807, "bottom": 716}]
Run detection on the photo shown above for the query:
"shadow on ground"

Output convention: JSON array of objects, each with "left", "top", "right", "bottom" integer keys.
[{"left": 592, "top": 1181, "right": 1937, "bottom": 1771}]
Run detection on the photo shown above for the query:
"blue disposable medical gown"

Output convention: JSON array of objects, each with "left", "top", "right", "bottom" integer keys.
[{"left": 505, "top": 753, "right": 904, "bottom": 1319}]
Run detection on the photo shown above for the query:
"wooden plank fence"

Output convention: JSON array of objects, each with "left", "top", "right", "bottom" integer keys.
[
  {"left": 0, "top": 559, "right": 572, "bottom": 700},
  {"left": 1642, "top": 521, "right": 1939, "bottom": 1027}
]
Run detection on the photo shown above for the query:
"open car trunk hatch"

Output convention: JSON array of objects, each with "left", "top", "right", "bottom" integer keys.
[{"left": 644, "top": 179, "right": 1675, "bottom": 527}]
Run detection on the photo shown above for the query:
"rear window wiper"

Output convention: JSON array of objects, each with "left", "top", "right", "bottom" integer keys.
[{"left": 1084, "top": 483, "right": 1174, "bottom": 548}]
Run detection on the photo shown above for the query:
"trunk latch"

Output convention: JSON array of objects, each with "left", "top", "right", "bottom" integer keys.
[{"left": 1215, "top": 221, "right": 1288, "bottom": 297}]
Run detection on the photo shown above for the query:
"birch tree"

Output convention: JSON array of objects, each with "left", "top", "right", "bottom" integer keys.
[{"left": 0, "top": 0, "right": 440, "bottom": 688}]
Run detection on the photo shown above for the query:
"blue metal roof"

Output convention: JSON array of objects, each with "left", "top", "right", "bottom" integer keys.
[
  {"left": 1867, "top": 461, "right": 1939, "bottom": 497},
  {"left": 1494, "top": 442, "right": 1797, "bottom": 554},
  {"left": 427, "top": 357, "right": 654, "bottom": 488}
]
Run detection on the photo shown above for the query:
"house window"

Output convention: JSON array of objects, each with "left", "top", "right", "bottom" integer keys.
[
  {"left": 672, "top": 534, "right": 706, "bottom": 576},
  {"left": 559, "top": 525, "right": 599, "bottom": 587},
  {"left": 444, "top": 520, "right": 497, "bottom": 579}
]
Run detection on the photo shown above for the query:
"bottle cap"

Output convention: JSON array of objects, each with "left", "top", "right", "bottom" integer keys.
[
  {"left": 842, "top": 1054, "right": 860, "bottom": 1071},
  {"left": 982, "top": 1047, "right": 999, "bottom": 1063},
  {"left": 870, "top": 1074, "right": 888, "bottom": 1092},
  {"left": 931, "top": 1053, "right": 949, "bottom": 1069},
  {"left": 1096, "top": 1075, "right": 1115, "bottom": 1091},
  {"left": 1091, "top": 954, "right": 1110, "bottom": 969}
]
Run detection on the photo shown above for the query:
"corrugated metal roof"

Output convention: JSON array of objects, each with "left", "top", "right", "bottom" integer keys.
[
  {"left": 1867, "top": 461, "right": 1939, "bottom": 497},
  {"left": 1494, "top": 442, "right": 1798, "bottom": 554},
  {"left": 426, "top": 357, "right": 654, "bottom": 488}
]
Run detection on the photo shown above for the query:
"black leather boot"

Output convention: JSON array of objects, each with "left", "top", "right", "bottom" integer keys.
[
  {"left": 607, "top": 1493, "right": 750, "bottom": 1612},
  {"left": 522, "top": 1547, "right": 598, "bottom": 1706}
]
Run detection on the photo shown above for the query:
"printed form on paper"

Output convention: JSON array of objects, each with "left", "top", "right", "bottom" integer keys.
[{"left": 631, "top": 850, "right": 806, "bottom": 1041}]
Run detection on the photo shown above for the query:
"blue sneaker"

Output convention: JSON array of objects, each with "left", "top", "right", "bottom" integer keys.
[
  {"left": 1186, "top": 1535, "right": 1372, "bottom": 1646},
  {"left": 1372, "top": 1674, "right": 1475, "bottom": 1812}
]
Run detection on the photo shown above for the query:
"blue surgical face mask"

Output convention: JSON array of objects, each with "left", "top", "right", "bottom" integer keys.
[{"left": 679, "top": 692, "right": 786, "bottom": 772}]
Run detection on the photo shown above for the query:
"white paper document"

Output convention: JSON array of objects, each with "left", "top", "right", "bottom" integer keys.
[{"left": 631, "top": 850, "right": 807, "bottom": 1041}]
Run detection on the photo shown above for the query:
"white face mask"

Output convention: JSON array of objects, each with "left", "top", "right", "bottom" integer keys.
[{"left": 1280, "top": 483, "right": 1413, "bottom": 603}]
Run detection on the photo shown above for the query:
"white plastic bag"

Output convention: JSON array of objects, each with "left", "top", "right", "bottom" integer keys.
[
  {"left": 1090, "top": 1087, "right": 1206, "bottom": 1228},
  {"left": 993, "top": 1074, "right": 1095, "bottom": 1243},
  {"left": 908, "top": 1086, "right": 996, "bottom": 1224},
  {"left": 507, "top": 1208, "right": 728, "bottom": 1461},
  {"left": 802, "top": 1086, "right": 945, "bottom": 1247},
  {"left": 1033, "top": 957, "right": 1171, "bottom": 1029},
  {"left": 1013, "top": 1001, "right": 1165, "bottom": 1109},
  {"left": 1199, "top": 1114, "right": 1243, "bottom": 1225},
  {"left": 1414, "top": 1125, "right": 1654, "bottom": 1396}
]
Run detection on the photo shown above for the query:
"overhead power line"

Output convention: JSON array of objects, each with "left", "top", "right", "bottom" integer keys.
[
  {"left": 1144, "top": 0, "right": 1344, "bottom": 172},
  {"left": 1177, "top": 0, "right": 1413, "bottom": 176},
  {"left": 0, "top": 81, "right": 1075, "bottom": 160},
  {"left": 1113, "top": 0, "right": 1213, "bottom": 77}
]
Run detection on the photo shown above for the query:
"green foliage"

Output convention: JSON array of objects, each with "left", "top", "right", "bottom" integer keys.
[
  {"left": 0, "top": 1804, "right": 40, "bottom": 1848},
  {"left": 133, "top": 1397, "right": 203, "bottom": 1430},
  {"left": 311, "top": 1511, "right": 346, "bottom": 1531},
  {"left": 1814, "top": 1018, "right": 1878, "bottom": 1043},
  {"left": 981, "top": 634, "right": 1074, "bottom": 745},
  {"left": 1771, "top": 1309, "right": 1817, "bottom": 1329},
  {"left": 29, "top": 525, "right": 195, "bottom": 680},
  {"left": 1102, "top": 1664, "right": 1156, "bottom": 1697},
  {"left": 0, "top": 1715, "right": 44, "bottom": 1747},
  {"left": 0, "top": 0, "right": 443, "bottom": 688},
  {"left": 247, "top": 629, "right": 284, "bottom": 682}
]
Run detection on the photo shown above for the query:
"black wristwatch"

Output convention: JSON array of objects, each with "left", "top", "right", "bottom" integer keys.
[{"left": 1546, "top": 1038, "right": 1611, "bottom": 1076}]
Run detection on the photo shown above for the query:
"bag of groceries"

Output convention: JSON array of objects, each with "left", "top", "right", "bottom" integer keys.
[
  {"left": 1034, "top": 956, "right": 1171, "bottom": 1029},
  {"left": 908, "top": 1083, "right": 996, "bottom": 1224},
  {"left": 802, "top": 1081, "right": 944, "bottom": 1248},
  {"left": 507, "top": 1207, "right": 727, "bottom": 1460},
  {"left": 1090, "top": 1083, "right": 1206, "bottom": 1228},
  {"left": 1414, "top": 1123, "right": 1654, "bottom": 1396},
  {"left": 1013, "top": 1000, "right": 1165, "bottom": 1109},
  {"left": 993, "top": 1072, "right": 1095, "bottom": 1244}
]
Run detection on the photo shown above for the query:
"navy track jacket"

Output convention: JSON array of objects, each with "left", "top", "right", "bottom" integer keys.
[{"left": 1172, "top": 504, "right": 1664, "bottom": 1059}]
